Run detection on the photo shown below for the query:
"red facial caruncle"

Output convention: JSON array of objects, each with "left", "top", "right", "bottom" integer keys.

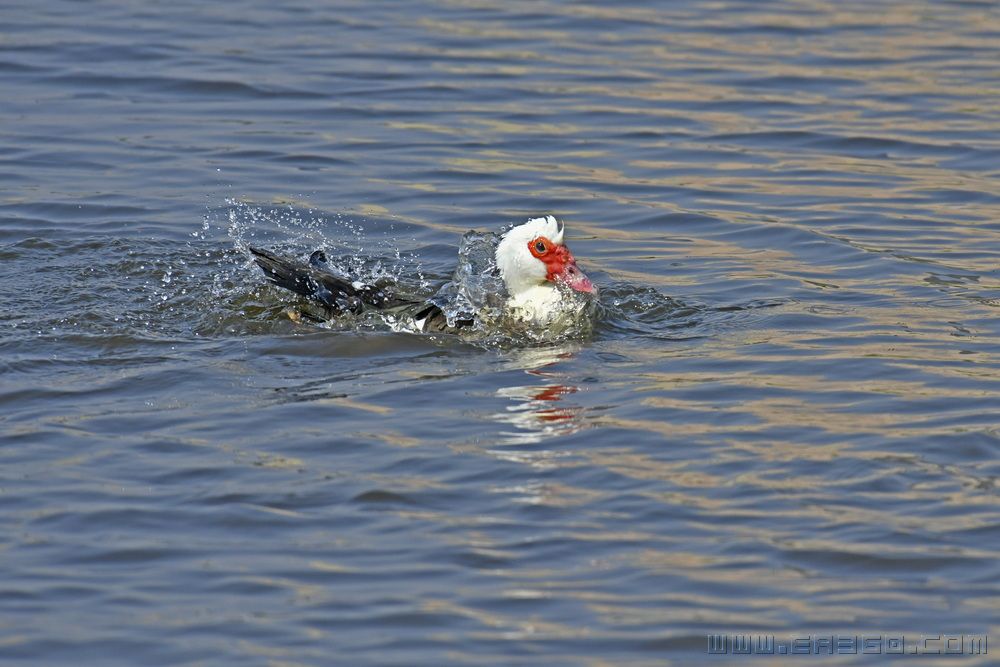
[{"left": 527, "top": 236, "right": 596, "bottom": 293}]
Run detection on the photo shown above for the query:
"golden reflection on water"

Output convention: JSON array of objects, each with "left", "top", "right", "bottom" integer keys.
[
  {"left": 4, "top": 2, "right": 998, "bottom": 664},
  {"left": 211, "top": 3, "right": 1000, "bottom": 655},
  {"left": 366, "top": 0, "right": 1000, "bottom": 302}
]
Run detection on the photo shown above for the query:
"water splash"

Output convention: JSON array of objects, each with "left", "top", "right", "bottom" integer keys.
[
  {"left": 206, "top": 203, "right": 747, "bottom": 347},
  {"left": 217, "top": 211, "right": 603, "bottom": 346},
  {"left": 187, "top": 200, "right": 431, "bottom": 335},
  {"left": 35, "top": 199, "right": 770, "bottom": 347},
  {"left": 428, "top": 230, "right": 507, "bottom": 328},
  {"left": 0, "top": 199, "right": 778, "bottom": 351}
]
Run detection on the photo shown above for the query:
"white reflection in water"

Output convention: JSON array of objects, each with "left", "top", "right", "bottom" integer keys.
[{"left": 491, "top": 345, "right": 589, "bottom": 446}]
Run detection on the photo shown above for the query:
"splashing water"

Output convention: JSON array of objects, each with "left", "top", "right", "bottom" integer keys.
[
  {"left": 218, "top": 198, "right": 426, "bottom": 293},
  {"left": 1, "top": 197, "right": 776, "bottom": 350},
  {"left": 171, "top": 200, "right": 771, "bottom": 347},
  {"left": 428, "top": 231, "right": 507, "bottom": 328},
  {"left": 0, "top": 198, "right": 778, "bottom": 351}
]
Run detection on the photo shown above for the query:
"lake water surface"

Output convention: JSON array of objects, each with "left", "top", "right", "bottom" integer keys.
[{"left": 1, "top": 1, "right": 998, "bottom": 664}]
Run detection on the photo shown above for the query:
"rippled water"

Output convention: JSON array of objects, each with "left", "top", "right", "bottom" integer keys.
[{"left": 2, "top": 1, "right": 998, "bottom": 664}]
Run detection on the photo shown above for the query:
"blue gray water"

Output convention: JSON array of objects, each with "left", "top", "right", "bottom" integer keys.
[{"left": 2, "top": 1, "right": 998, "bottom": 665}]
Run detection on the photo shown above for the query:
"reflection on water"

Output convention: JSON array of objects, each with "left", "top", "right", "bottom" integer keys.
[
  {"left": 1, "top": 0, "right": 999, "bottom": 665},
  {"left": 493, "top": 346, "right": 587, "bottom": 445}
]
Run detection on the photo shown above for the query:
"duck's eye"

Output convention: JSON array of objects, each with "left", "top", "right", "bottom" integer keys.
[{"left": 534, "top": 240, "right": 547, "bottom": 254}]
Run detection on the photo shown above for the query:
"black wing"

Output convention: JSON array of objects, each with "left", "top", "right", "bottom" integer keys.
[
  {"left": 250, "top": 246, "right": 357, "bottom": 313},
  {"left": 249, "top": 246, "right": 476, "bottom": 333}
]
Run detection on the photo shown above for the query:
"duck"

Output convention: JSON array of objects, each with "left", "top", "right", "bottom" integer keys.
[{"left": 249, "top": 215, "right": 595, "bottom": 334}]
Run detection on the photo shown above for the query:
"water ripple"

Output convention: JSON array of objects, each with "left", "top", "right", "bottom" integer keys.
[{"left": 1, "top": 0, "right": 998, "bottom": 665}]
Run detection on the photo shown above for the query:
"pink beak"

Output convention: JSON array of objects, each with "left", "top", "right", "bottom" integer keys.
[{"left": 552, "top": 255, "right": 596, "bottom": 293}]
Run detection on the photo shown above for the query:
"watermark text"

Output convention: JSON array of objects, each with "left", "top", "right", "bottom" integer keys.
[{"left": 707, "top": 634, "right": 987, "bottom": 656}]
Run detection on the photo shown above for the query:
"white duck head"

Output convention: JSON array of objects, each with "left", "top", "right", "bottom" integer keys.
[{"left": 495, "top": 216, "right": 595, "bottom": 322}]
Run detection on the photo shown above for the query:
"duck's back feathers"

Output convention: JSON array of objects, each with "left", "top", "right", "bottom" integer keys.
[
  {"left": 250, "top": 246, "right": 357, "bottom": 314},
  {"left": 249, "top": 246, "right": 470, "bottom": 332}
]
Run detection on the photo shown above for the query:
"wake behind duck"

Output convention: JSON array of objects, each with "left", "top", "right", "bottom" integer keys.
[{"left": 249, "top": 215, "right": 598, "bottom": 340}]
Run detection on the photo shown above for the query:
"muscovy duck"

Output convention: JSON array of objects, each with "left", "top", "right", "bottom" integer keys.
[{"left": 249, "top": 215, "right": 595, "bottom": 333}]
